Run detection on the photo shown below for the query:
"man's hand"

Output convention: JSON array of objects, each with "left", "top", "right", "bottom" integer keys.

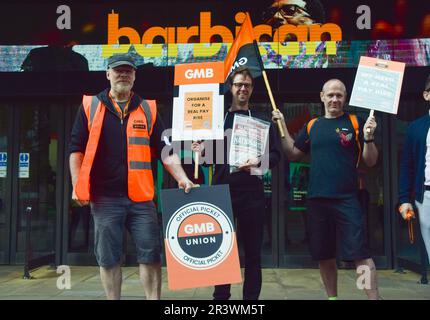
[
  {"left": 364, "top": 115, "right": 377, "bottom": 140},
  {"left": 399, "top": 203, "right": 415, "bottom": 220},
  {"left": 178, "top": 178, "right": 199, "bottom": 193},
  {"left": 272, "top": 109, "right": 285, "bottom": 124},
  {"left": 238, "top": 157, "right": 260, "bottom": 172},
  {"left": 72, "top": 189, "right": 89, "bottom": 207},
  {"left": 191, "top": 141, "right": 204, "bottom": 154}
]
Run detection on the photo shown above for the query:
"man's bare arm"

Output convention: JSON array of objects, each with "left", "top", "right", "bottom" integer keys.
[
  {"left": 69, "top": 152, "right": 88, "bottom": 206},
  {"left": 272, "top": 110, "right": 305, "bottom": 161},
  {"left": 162, "top": 153, "right": 196, "bottom": 192}
]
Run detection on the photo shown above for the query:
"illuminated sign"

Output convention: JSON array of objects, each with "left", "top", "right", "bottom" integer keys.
[{"left": 107, "top": 11, "right": 342, "bottom": 56}]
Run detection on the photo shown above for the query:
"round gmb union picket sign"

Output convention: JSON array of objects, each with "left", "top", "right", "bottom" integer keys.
[{"left": 165, "top": 202, "right": 234, "bottom": 270}]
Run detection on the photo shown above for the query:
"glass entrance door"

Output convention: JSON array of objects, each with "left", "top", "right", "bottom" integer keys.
[
  {"left": 0, "top": 105, "right": 11, "bottom": 264},
  {"left": 11, "top": 102, "right": 61, "bottom": 264}
]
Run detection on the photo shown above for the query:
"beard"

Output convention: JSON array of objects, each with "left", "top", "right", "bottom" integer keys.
[{"left": 114, "top": 81, "right": 132, "bottom": 94}]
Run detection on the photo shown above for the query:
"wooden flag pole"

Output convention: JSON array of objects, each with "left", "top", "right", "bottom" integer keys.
[
  {"left": 262, "top": 70, "right": 285, "bottom": 138},
  {"left": 194, "top": 147, "right": 199, "bottom": 180}
]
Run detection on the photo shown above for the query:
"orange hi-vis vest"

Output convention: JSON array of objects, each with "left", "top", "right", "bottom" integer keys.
[{"left": 75, "top": 95, "right": 157, "bottom": 202}]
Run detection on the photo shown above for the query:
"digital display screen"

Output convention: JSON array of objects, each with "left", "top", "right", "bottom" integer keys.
[{"left": 0, "top": 1, "right": 428, "bottom": 72}]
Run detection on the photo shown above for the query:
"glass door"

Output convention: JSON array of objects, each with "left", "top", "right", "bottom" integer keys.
[
  {"left": 65, "top": 102, "right": 95, "bottom": 265},
  {"left": 0, "top": 105, "right": 11, "bottom": 264},
  {"left": 12, "top": 102, "right": 61, "bottom": 264}
]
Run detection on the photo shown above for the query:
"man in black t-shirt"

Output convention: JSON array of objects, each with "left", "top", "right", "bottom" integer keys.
[{"left": 272, "top": 79, "right": 379, "bottom": 300}]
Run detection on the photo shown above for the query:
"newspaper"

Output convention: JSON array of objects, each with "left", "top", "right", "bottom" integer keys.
[{"left": 229, "top": 114, "right": 270, "bottom": 174}]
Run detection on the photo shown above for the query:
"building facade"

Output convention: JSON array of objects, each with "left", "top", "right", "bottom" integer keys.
[{"left": 0, "top": 0, "right": 429, "bottom": 272}]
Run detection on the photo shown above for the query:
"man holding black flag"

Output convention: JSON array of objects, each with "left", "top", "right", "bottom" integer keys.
[{"left": 192, "top": 66, "right": 281, "bottom": 300}]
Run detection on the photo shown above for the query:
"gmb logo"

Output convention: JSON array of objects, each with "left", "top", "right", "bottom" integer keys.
[{"left": 165, "top": 202, "right": 234, "bottom": 270}]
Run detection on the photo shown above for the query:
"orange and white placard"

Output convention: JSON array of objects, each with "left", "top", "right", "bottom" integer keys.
[
  {"left": 172, "top": 61, "right": 225, "bottom": 141},
  {"left": 160, "top": 185, "right": 242, "bottom": 290}
]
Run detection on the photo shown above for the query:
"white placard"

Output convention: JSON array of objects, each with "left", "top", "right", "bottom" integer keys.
[{"left": 349, "top": 56, "right": 405, "bottom": 114}]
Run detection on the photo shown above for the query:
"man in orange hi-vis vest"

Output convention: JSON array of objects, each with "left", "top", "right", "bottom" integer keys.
[
  {"left": 272, "top": 79, "right": 380, "bottom": 300},
  {"left": 69, "top": 53, "right": 196, "bottom": 300}
]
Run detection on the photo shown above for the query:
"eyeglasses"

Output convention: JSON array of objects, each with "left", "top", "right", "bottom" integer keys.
[
  {"left": 262, "top": 4, "right": 311, "bottom": 22},
  {"left": 233, "top": 82, "right": 252, "bottom": 89}
]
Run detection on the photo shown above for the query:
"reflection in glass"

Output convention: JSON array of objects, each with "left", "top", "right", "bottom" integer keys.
[
  {"left": 0, "top": 106, "right": 7, "bottom": 263},
  {"left": 16, "top": 104, "right": 58, "bottom": 259}
]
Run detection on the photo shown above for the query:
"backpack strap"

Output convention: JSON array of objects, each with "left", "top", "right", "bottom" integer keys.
[
  {"left": 306, "top": 118, "right": 318, "bottom": 143},
  {"left": 348, "top": 114, "right": 361, "bottom": 168},
  {"left": 307, "top": 114, "right": 362, "bottom": 167}
]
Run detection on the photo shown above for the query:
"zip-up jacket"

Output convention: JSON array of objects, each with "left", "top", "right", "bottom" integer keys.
[
  {"left": 69, "top": 89, "right": 167, "bottom": 198},
  {"left": 399, "top": 114, "right": 430, "bottom": 204}
]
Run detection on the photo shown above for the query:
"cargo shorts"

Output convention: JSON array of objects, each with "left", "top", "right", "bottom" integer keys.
[{"left": 90, "top": 196, "right": 161, "bottom": 268}]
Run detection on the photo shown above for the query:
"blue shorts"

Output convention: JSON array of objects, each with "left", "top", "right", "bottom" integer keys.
[
  {"left": 90, "top": 196, "right": 161, "bottom": 268},
  {"left": 307, "top": 195, "right": 371, "bottom": 262}
]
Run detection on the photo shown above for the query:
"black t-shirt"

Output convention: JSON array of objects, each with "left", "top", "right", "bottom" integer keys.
[{"left": 294, "top": 113, "right": 364, "bottom": 199}]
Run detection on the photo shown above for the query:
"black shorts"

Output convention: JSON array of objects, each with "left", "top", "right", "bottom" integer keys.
[{"left": 307, "top": 195, "right": 370, "bottom": 261}]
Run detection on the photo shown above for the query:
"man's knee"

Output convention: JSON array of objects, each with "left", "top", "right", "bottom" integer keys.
[
  {"left": 100, "top": 263, "right": 121, "bottom": 273},
  {"left": 140, "top": 262, "right": 161, "bottom": 271}
]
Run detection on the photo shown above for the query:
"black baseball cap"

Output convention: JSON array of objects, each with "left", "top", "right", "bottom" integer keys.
[{"left": 107, "top": 53, "right": 137, "bottom": 70}]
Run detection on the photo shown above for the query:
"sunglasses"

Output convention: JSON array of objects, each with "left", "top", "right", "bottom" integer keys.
[{"left": 262, "top": 4, "right": 311, "bottom": 22}]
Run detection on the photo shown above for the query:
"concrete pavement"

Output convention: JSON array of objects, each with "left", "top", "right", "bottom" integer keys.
[{"left": 0, "top": 266, "right": 428, "bottom": 300}]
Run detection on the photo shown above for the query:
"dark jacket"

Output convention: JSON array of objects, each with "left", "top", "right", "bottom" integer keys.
[
  {"left": 69, "top": 89, "right": 166, "bottom": 197},
  {"left": 399, "top": 114, "right": 430, "bottom": 204}
]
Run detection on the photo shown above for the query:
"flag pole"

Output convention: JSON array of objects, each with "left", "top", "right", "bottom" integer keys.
[
  {"left": 262, "top": 70, "right": 285, "bottom": 138},
  {"left": 251, "top": 36, "right": 285, "bottom": 138},
  {"left": 366, "top": 109, "right": 374, "bottom": 133},
  {"left": 194, "top": 149, "right": 199, "bottom": 180}
]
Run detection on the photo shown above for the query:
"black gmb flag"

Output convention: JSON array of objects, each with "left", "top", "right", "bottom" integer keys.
[{"left": 223, "top": 12, "right": 263, "bottom": 91}]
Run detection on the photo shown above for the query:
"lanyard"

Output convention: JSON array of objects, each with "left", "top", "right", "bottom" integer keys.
[
  {"left": 224, "top": 109, "right": 251, "bottom": 125},
  {"left": 109, "top": 92, "right": 133, "bottom": 121}
]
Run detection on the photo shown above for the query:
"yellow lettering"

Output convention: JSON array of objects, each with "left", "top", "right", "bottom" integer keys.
[
  {"left": 134, "top": 44, "right": 163, "bottom": 58},
  {"left": 101, "top": 44, "right": 131, "bottom": 57},
  {"left": 192, "top": 43, "right": 223, "bottom": 57},
  {"left": 278, "top": 42, "right": 300, "bottom": 56}
]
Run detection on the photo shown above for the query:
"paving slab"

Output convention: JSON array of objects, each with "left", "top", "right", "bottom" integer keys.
[{"left": 0, "top": 266, "right": 428, "bottom": 300}]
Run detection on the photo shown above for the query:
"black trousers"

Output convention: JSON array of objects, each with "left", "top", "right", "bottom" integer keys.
[{"left": 213, "top": 188, "right": 265, "bottom": 300}]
